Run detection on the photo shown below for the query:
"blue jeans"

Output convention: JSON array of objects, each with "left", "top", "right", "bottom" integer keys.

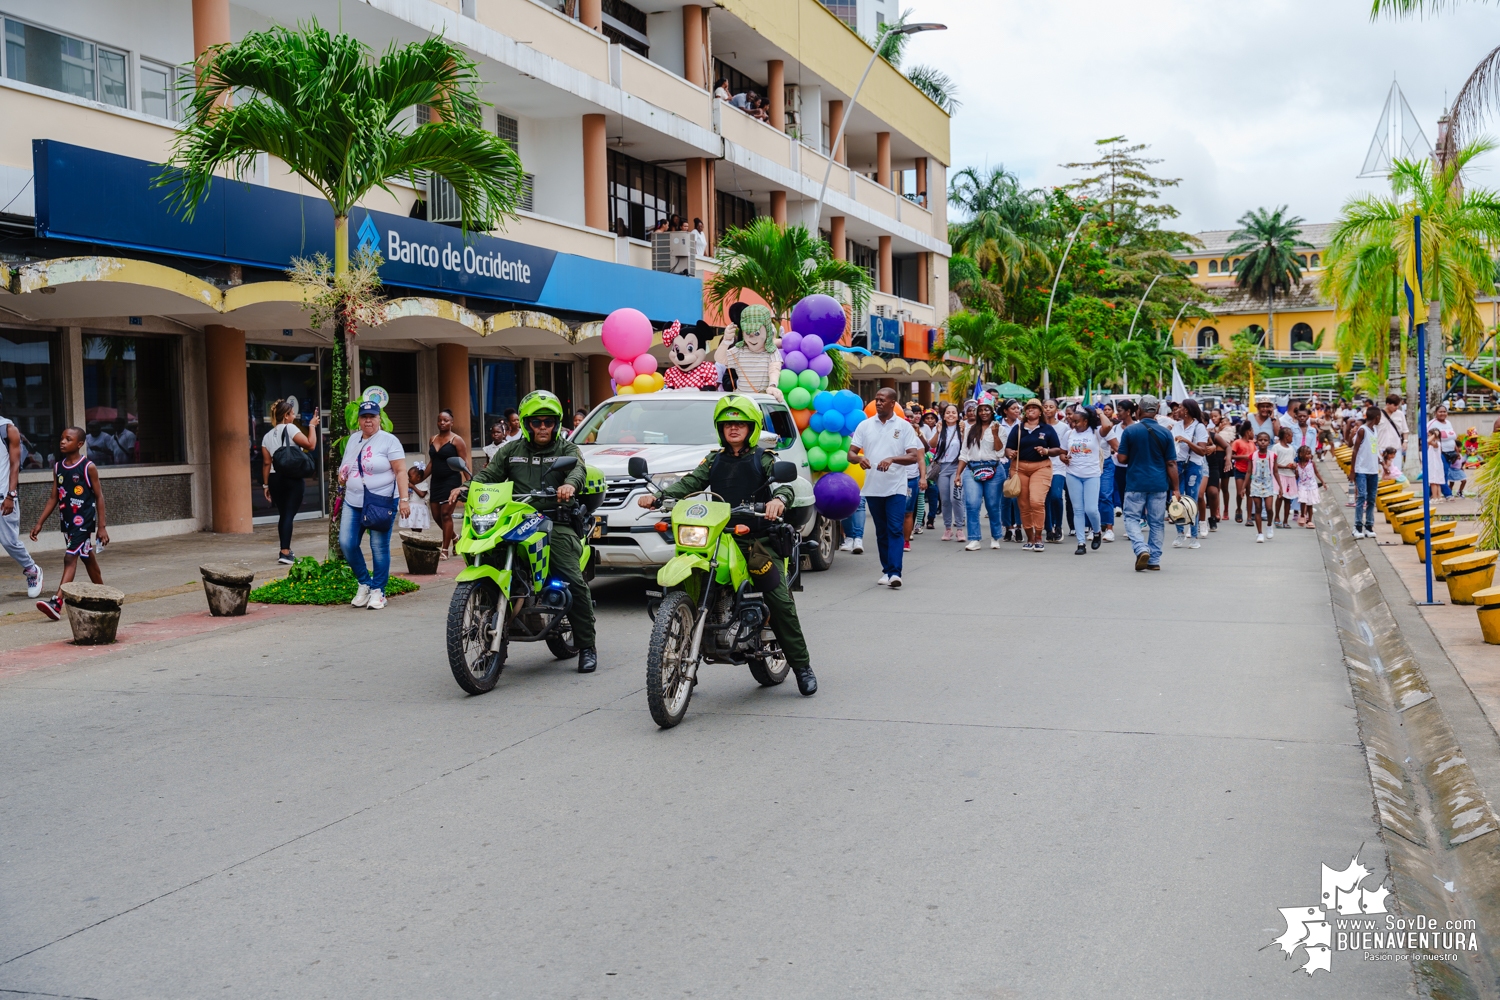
[
  {"left": 1354, "top": 472, "right": 1379, "bottom": 530},
  {"left": 340, "top": 502, "right": 393, "bottom": 592},
  {"left": 865, "top": 494, "right": 907, "bottom": 577},
  {"left": 1097, "top": 462, "right": 1116, "bottom": 527},
  {"left": 999, "top": 461, "right": 1020, "bottom": 531},
  {"left": 841, "top": 498, "right": 866, "bottom": 540},
  {"left": 964, "top": 469, "right": 1003, "bottom": 541},
  {"left": 1176, "top": 463, "right": 1205, "bottom": 538},
  {"left": 1044, "top": 470, "right": 1066, "bottom": 535},
  {"left": 1064, "top": 473, "right": 1101, "bottom": 546},
  {"left": 1123, "top": 491, "right": 1167, "bottom": 565}
]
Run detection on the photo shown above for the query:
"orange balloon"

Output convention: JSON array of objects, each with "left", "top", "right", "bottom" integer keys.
[
  {"left": 864, "top": 401, "right": 877, "bottom": 416},
  {"left": 793, "top": 409, "right": 812, "bottom": 430}
]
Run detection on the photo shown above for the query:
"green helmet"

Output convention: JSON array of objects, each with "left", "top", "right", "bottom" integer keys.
[
  {"left": 518, "top": 390, "right": 564, "bottom": 442},
  {"left": 713, "top": 393, "right": 762, "bottom": 446}
]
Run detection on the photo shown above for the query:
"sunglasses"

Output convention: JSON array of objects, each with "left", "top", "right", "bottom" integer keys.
[{"left": 526, "top": 415, "right": 559, "bottom": 428}]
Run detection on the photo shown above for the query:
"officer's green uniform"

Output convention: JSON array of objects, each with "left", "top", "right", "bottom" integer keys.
[
  {"left": 470, "top": 421, "right": 595, "bottom": 649},
  {"left": 656, "top": 446, "right": 811, "bottom": 673}
]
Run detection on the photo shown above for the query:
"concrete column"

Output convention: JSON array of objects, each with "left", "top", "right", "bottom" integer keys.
[
  {"left": 583, "top": 114, "right": 608, "bottom": 231},
  {"left": 916, "top": 252, "right": 929, "bottom": 305},
  {"left": 687, "top": 157, "right": 709, "bottom": 243},
  {"left": 204, "top": 324, "right": 251, "bottom": 534},
  {"left": 919, "top": 381, "right": 933, "bottom": 407},
  {"left": 880, "top": 378, "right": 896, "bottom": 391},
  {"left": 915, "top": 156, "right": 928, "bottom": 207},
  {"left": 682, "top": 5, "right": 706, "bottom": 88},
  {"left": 876, "top": 132, "right": 891, "bottom": 188},
  {"left": 436, "top": 343, "right": 470, "bottom": 445},
  {"left": 580, "top": 0, "right": 602, "bottom": 31},
  {"left": 878, "top": 235, "right": 892, "bottom": 294},
  {"left": 767, "top": 60, "right": 784, "bottom": 131},
  {"left": 59, "top": 327, "right": 85, "bottom": 429},
  {"left": 705, "top": 159, "right": 717, "bottom": 254},
  {"left": 827, "top": 100, "right": 845, "bottom": 164},
  {"left": 770, "top": 191, "right": 787, "bottom": 226},
  {"left": 588, "top": 354, "right": 613, "bottom": 407},
  {"left": 192, "top": 0, "right": 230, "bottom": 59},
  {"left": 830, "top": 216, "right": 846, "bottom": 259}
]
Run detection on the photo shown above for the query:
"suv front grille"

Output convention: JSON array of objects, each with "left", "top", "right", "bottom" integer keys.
[{"left": 600, "top": 476, "right": 648, "bottom": 510}]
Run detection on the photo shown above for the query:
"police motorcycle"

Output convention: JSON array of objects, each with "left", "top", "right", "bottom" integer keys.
[
  {"left": 443, "top": 455, "right": 604, "bottom": 694},
  {"left": 629, "top": 454, "right": 801, "bottom": 728}
]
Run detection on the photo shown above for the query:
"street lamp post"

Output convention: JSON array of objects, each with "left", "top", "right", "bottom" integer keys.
[
  {"left": 1040, "top": 211, "right": 1092, "bottom": 398},
  {"left": 807, "top": 22, "right": 946, "bottom": 229}
]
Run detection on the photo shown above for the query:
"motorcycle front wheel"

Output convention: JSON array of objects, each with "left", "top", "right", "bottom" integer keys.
[
  {"left": 447, "top": 579, "right": 507, "bottom": 694},
  {"left": 646, "top": 591, "right": 697, "bottom": 728}
]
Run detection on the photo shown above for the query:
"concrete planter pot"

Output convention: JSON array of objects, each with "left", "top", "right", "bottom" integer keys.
[
  {"left": 199, "top": 563, "right": 256, "bottom": 617},
  {"left": 400, "top": 531, "right": 442, "bottom": 575},
  {"left": 61, "top": 582, "right": 125, "bottom": 645}
]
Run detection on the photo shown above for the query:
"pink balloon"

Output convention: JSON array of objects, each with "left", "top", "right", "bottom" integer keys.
[
  {"left": 800, "top": 334, "right": 825, "bottom": 356},
  {"left": 783, "top": 350, "right": 808, "bottom": 373},
  {"left": 610, "top": 359, "right": 636, "bottom": 384},
  {"left": 601, "top": 308, "right": 653, "bottom": 360},
  {"left": 780, "top": 331, "right": 803, "bottom": 355},
  {"left": 809, "top": 352, "right": 833, "bottom": 377},
  {"left": 632, "top": 352, "right": 659, "bottom": 376}
]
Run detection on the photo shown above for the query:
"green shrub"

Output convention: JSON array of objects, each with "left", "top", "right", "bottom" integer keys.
[{"left": 250, "top": 556, "right": 419, "bottom": 605}]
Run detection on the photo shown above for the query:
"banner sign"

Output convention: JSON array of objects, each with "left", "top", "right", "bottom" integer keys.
[{"left": 869, "top": 315, "right": 902, "bottom": 354}]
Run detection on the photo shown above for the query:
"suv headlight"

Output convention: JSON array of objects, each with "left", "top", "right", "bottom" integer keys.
[
  {"left": 650, "top": 473, "right": 683, "bottom": 490},
  {"left": 676, "top": 525, "right": 709, "bottom": 548},
  {"left": 471, "top": 512, "right": 501, "bottom": 534}
]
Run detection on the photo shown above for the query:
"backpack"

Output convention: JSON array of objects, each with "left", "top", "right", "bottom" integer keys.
[{"left": 271, "top": 425, "right": 316, "bottom": 478}]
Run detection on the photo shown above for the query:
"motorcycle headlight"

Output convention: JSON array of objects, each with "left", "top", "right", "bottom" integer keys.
[
  {"left": 471, "top": 512, "right": 501, "bottom": 535},
  {"left": 676, "top": 525, "right": 709, "bottom": 548}
]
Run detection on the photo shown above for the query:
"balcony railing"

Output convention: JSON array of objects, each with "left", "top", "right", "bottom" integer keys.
[{"left": 1182, "top": 346, "right": 1336, "bottom": 361}]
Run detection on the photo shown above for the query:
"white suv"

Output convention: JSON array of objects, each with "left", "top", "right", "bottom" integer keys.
[{"left": 572, "top": 389, "right": 837, "bottom": 577}]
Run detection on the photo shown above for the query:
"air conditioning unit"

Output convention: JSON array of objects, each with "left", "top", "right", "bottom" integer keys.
[
  {"left": 428, "top": 174, "right": 462, "bottom": 224},
  {"left": 652, "top": 231, "right": 696, "bottom": 275},
  {"left": 519, "top": 173, "right": 534, "bottom": 213},
  {"left": 873, "top": 304, "right": 890, "bottom": 318}
]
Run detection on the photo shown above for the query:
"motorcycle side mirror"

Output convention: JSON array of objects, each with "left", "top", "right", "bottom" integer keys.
[
  {"left": 446, "top": 456, "right": 469, "bottom": 474},
  {"left": 627, "top": 457, "right": 650, "bottom": 479},
  {"left": 547, "top": 455, "right": 578, "bottom": 478},
  {"left": 771, "top": 460, "right": 798, "bottom": 484}
]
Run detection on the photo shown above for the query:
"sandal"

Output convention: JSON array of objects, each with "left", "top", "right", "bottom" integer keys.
[{"left": 1235, "top": 512, "right": 1243, "bottom": 523}]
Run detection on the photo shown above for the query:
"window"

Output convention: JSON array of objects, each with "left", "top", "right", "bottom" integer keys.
[
  {"left": 601, "top": 0, "right": 649, "bottom": 58},
  {"left": 1310, "top": 253, "right": 1321, "bottom": 268},
  {"left": 140, "top": 60, "right": 189, "bottom": 121},
  {"left": 608, "top": 149, "right": 686, "bottom": 240},
  {"left": 574, "top": 396, "right": 720, "bottom": 446},
  {"left": 1290, "top": 322, "right": 1315, "bottom": 350},
  {"left": 1296, "top": 254, "right": 1308, "bottom": 268},
  {"left": 1220, "top": 258, "right": 1230, "bottom": 272},
  {"left": 713, "top": 59, "right": 764, "bottom": 105},
  {"left": 1208, "top": 259, "right": 1218, "bottom": 274},
  {"left": 716, "top": 188, "right": 756, "bottom": 242},
  {"left": 532, "top": 360, "right": 574, "bottom": 415},
  {"left": 3, "top": 17, "right": 128, "bottom": 107},
  {"left": 470, "top": 359, "right": 520, "bottom": 449},
  {"left": 82, "top": 334, "right": 183, "bottom": 465},
  {"left": 817, "top": 0, "right": 859, "bottom": 27},
  {"left": 1187, "top": 260, "right": 1199, "bottom": 275},
  {"left": 0, "top": 329, "right": 62, "bottom": 468},
  {"left": 358, "top": 350, "right": 419, "bottom": 451},
  {"left": 1196, "top": 327, "right": 1218, "bottom": 351}
]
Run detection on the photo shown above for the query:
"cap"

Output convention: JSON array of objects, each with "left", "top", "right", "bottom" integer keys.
[
  {"left": 1138, "top": 394, "right": 1160, "bottom": 412},
  {"left": 357, "top": 400, "right": 381, "bottom": 417}
]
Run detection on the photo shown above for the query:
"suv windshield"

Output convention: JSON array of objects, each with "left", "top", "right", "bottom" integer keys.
[{"left": 573, "top": 397, "right": 722, "bottom": 446}]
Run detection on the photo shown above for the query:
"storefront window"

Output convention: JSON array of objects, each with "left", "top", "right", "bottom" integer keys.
[
  {"left": 0, "top": 330, "right": 62, "bottom": 468},
  {"left": 358, "top": 350, "right": 418, "bottom": 450},
  {"left": 470, "top": 359, "right": 520, "bottom": 449},
  {"left": 533, "top": 361, "right": 574, "bottom": 415},
  {"left": 82, "top": 334, "right": 183, "bottom": 465}
]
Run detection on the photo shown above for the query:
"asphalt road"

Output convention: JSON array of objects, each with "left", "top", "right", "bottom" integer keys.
[{"left": 0, "top": 517, "right": 1413, "bottom": 998}]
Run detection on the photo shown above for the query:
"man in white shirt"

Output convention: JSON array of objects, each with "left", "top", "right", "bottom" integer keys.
[
  {"left": 848, "top": 387, "right": 922, "bottom": 589},
  {"left": 0, "top": 413, "right": 41, "bottom": 597},
  {"left": 692, "top": 218, "right": 708, "bottom": 257}
]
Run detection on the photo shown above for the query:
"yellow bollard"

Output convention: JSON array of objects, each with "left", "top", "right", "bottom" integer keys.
[
  {"left": 1475, "top": 587, "right": 1500, "bottom": 644},
  {"left": 1378, "top": 491, "right": 1414, "bottom": 515},
  {"left": 1431, "top": 533, "right": 1479, "bottom": 581},
  {"left": 1443, "top": 550, "right": 1498, "bottom": 605},
  {"left": 1416, "top": 522, "right": 1457, "bottom": 562},
  {"left": 1385, "top": 500, "right": 1422, "bottom": 525},
  {"left": 1394, "top": 510, "right": 1427, "bottom": 545}
]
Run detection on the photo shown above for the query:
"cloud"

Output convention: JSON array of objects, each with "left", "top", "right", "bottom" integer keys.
[{"left": 902, "top": 0, "right": 1500, "bottom": 231}]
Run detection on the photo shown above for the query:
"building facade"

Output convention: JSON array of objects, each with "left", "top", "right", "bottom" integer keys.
[{"left": 0, "top": 0, "right": 951, "bottom": 544}]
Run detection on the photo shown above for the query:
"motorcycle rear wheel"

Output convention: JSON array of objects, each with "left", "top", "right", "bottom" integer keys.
[
  {"left": 748, "top": 634, "right": 790, "bottom": 686},
  {"left": 646, "top": 591, "right": 697, "bottom": 728},
  {"left": 545, "top": 614, "right": 579, "bottom": 659},
  {"left": 447, "top": 579, "right": 507, "bottom": 694}
]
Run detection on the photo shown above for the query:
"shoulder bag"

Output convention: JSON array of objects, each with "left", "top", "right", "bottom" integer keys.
[
  {"left": 356, "top": 443, "right": 399, "bottom": 532},
  {"left": 272, "top": 425, "right": 316, "bottom": 478}
]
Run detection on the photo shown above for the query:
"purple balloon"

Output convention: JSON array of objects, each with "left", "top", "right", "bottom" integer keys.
[
  {"left": 813, "top": 471, "right": 862, "bottom": 519},
  {"left": 808, "top": 352, "right": 834, "bottom": 377},
  {"left": 783, "top": 350, "right": 808, "bottom": 373},
  {"left": 791, "top": 293, "right": 847, "bottom": 342},
  {"left": 780, "top": 331, "right": 803, "bottom": 355},
  {"left": 800, "top": 334, "right": 825, "bottom": 357}
]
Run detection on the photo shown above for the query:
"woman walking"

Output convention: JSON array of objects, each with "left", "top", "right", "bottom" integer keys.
[
  {"left": 1205, "top": 411, "right": 1232, "bottom": 528},
  {"left": 1061, "top": 404, "right": 1110, "bottom": 555},
  {"left": 337, "top": 400, "right": 410, "bottom": 611},
  {"left": 259, "top": 399, "right": 318, "bottom": 565},
  {"left": 955, "top": 396, "right": 1005, "bottom": 551},
  {"left": 421, "top": 409, "right": 470, "bottom": 558},
  {"left": 1172, "top": 399, "right": 1211, "bottom": 548},
  {"left": 1100, "top": 398, "right": 1134, "bottom": 543},
  {"left": 918, "top": 409, "right": 942, "bottom": 531},
  {"left": 1005, "top": 399, "right": 1062, "bottom": 552},
  {"left": 996, "top": 399, "right": 1023, "bottom": 542},
  {"left": 932, "top": 403, "right": 964, "bottom": 541}
]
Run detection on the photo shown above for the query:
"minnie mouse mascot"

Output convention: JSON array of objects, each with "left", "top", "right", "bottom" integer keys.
[{"left": 660, "top": 320, "right": 721, "bottom": 390}]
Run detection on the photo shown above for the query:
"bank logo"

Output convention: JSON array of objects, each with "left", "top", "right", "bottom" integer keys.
[
  {"left": 1272, "top": 851, "right": 1389, "bottom": 974},
  {"left": 356, "top": 215, "right": 381, "bottom": 255}
]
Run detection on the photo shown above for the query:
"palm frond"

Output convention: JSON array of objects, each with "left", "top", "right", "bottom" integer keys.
[{"left": 905, "top": 65, "right": 959, "bottom": 113}]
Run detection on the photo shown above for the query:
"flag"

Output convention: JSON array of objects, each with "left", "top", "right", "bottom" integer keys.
[
  {"left": 1248, "top": 364, "right": 1256, "bottom": 409},
  {"left": 1170, "top": 361, "right": 1188, "bottom": 403}
]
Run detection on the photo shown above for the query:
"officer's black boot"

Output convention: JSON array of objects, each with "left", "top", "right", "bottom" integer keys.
[
  {"left": 578, "top": 647, "right": 598, "bottom": 673},
  {"left": 792, "top": 663, "right": 817, "bottom": 696}
]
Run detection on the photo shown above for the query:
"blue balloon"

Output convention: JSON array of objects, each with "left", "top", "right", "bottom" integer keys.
[
  {"left": 812, "top": 390, "right": 835, "bottom": 413},
  {"left": 807, "top": 411, "right": 826, "bottom": 433},
  {"left": 835, "top": 389, "right": 862, "bottom": 413}
]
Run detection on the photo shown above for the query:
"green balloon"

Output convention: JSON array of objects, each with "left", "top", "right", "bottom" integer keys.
[
  {"left": 787, "top": 386, "right": 812, "bottom": 410},
  {"left": 826, "top": 449, "right": 849, "bottom": 473},
  {"left": 840, "top": 434, "right": 852, "bottom": 450},
  {"left": 798, "top": 369, "right": 821, "bottom": 392},
  {"left": 778, "top": 368, "right": 798, "bottom": 391},
  {"left": 817, "top": 430, "right": 842, "bottom": 450},
  {"left": 807, "top": 445, "right": 828, "bottom": 471},
  {"left": 820, "top": 375, "right": 829, "bottom": 390},
  {"left": 801, "top": 428, "right": 817, "bottom": 449}
]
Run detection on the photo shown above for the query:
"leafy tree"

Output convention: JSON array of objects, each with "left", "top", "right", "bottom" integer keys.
[
  {"left": 1211, "top": 329, "right": 1270, "bottom": 392},
  {"left": 1226, "top": 206, "right": 1313, "bottom": 347},
  {"left": 948, "top": 166, "right": 1056, "bottom": 297},
  {"left": 938, "top": 310, "right": 1021, "bottom": 398},
  {"left": 1014, "top": 326, "right": 1085, "bottom": 397},
  {"left": 706, "top": 217, "right": 872, "bottom": 325},
  {"left": 1061, "top": 136, "right": 1184, "bottom": 230}
]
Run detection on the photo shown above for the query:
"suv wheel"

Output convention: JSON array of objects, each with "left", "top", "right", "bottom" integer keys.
[{"left": 806, "top": 515, "right": 836, "bottom": 571}]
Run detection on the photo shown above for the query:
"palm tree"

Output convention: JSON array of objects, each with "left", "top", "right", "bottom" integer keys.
[
  {"left": 938, "top": 310, "right": 1020, "bottom": 396},
  {"left": 1321, "top": 232, "right": 1403, "bottom": 396},
  {"left": 1014, "top": 326, "right": 1085, "bottom": 397},
  {"left": 871, "top": 9, "right": 960, "bottom": 113},
  {"left": 947, "top": 166, "right": 1056, "bottom": 296},
  {"left": 1085, "top": 337, "right": 1145, "bottom": 393},
  {"left": 158, "top": 22, "right": 525, "bottom": 449},
  {"left": 705, "top": 217, "right": 872, "bottom": 325},
  {"left": 1226, "top": 206, "right": 1313, "bottom": 349}
]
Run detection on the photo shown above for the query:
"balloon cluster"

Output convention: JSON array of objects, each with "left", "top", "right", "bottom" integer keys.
[{"left": 601, "top": 308, "right": 664, "bottom": 395}]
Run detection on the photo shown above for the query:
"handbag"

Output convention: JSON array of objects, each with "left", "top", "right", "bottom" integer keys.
[
  {"left": 1002, "top": 466, "right": 1021, "bottom": 498},
  {"left": 356, "top": 446, "right": 399, "bottom": 532},
  {"left": 271, "top": 425, "right": 316, "bottom": 478}
]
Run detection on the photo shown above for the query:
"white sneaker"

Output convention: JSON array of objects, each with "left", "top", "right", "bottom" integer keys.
[
  {"left": 877, "top": 574, "right": 890, "bottom": 586},
  {"left": 1172, "top": 538, "right": 1184, "bottom": 548},
  {"left": 838, "top": 538, "right": 855, "bottom": 552},
  {"left": 25, "top": 565, "right": 42, "bottom": 599},
  {"left": 1103, "top": 529, "right": 1115, "bottom": 542},
  {"left": 351, "top": 583, "right": 371, "bottom": 607},
  {"left": 1189, "top": 540, "right": 1201, "bottom": 549},
  {"left": 991, "top": 539, "right": 1001, "bottom": 550},
  {"left": 1266, "top": 526, "right": 1275, "bottom": 540},
  {"left": 964, "top": 541, "right": 981, "bottom": 551},
  {"left": 1257, "top": 533, "right": 1265, "bottom": 543},
  {"left": 887, "top": 575, "right": 902, "bottom": 589},
  {"left": 366, "top": 590, "right": 386, "bottom": 610},
  {"left": 851, "top": 539, "right": 864, "bottom": 554}
]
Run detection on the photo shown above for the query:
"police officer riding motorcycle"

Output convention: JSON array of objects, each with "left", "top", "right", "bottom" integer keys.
[
  {"left": 637, "top": 394, "right": 817, "bottom": 696},
  {"left": 454, "top": 390, "right": 599, "bottom": 673}
]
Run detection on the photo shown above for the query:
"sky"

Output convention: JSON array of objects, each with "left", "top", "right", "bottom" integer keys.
[{"left": 899, "top": 0, "right": 1500, "bottom": 234}]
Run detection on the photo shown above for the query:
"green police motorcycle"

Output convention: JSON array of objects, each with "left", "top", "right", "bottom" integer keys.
[
  {"left": 444, "top": 455, "right": 604, "bottom": 694},
  {"left": 630, "top": 455, "right": 800, "bottom": 728}
]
